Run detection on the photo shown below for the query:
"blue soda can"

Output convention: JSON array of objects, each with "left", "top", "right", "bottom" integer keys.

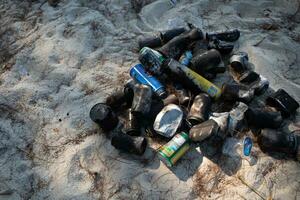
[
  {"left": 243, "top": 137, "right": 253, "bottom": 156},
  {"left": 180, "top": 51, "right": 193, "bottom": 66},
  {"left": 130, "top": 64, "right": 167, "bottom": 98}
]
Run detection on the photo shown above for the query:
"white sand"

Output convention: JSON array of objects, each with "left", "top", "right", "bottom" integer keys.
[{"left": 0, "top": 0, "right": 299, "bottom": 199}]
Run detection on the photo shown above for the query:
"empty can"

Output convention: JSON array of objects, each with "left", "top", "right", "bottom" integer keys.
[
  {"left": 139, "top": 47, "right": 165, "bottom": 75},
  {"left": 166, "top": 59, "right": 222, "bottom": 99},
  {"left": 266, "top": 89, "right": 299, "bottom": 117},
  {"left": 190, "top": 49, "right": 222, "bottom": 74},
  {"left": 206, "top": 29, "right": 240, "bottom": 42},
  {"left": 189, "top": 119, "right": 219, "bottom": 142},
  {"left": 111, "top": 132, "right": 147, "bottom": 155},
  {"left": 130, "top": 64, "right": 167, "bottom": 98},
  {"left": 131, "top": 84, "right": 152, "bottom": 116},
  {"left": 230, "top": 52, "right": 249, "bottom": 73},
  {"left": 158, "top": 132, "right": 190, "bottom": 167},
  {"left": 89, "top": 103, "right": 119, "bottom": 132},
  {"left": 187, "top": 93, "right": 211, "bottom": 126}
]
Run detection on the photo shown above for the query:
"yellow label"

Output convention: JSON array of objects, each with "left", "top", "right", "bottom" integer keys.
[
  {"left": 184, "top": 67, "right": 221, "bottom": 99},
  {"left": 170, "top": 143, "right": 190, "bottom": 165}
]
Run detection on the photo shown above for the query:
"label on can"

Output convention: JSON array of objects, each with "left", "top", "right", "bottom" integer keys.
[{"left": 158, "top": 132, "right": 190, "bottom": 167}]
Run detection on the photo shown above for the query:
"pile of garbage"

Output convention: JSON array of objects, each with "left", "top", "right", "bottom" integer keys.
[{"left": 90, "top": 25, "right": 300, "bottom": 167}]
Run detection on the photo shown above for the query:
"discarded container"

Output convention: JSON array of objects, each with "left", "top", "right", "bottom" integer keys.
[
  {"left": 130, "top": 64, "right": 167, "bottom": 98},
  {"left": 139, "top": 47, "right": 165, "bottom": 75},
  {"left": 131, "top": 84, "right": 152, "bottom": 115},
  {"left": 166, "top": 59, "right": 222, "bottom": 99},
  {"left": 158, "top": 132, "right": 190, "bottom": 167},
  {"left": 227, "top": 102, "right": 248, "bottom": 136},
  {"left": 138, "top": 28, "right": 186, "bottom": 49},
  {"left": 159, "top": 28, "right": 203, "bottom": 60},
  {"left": 245, "top": 108, "right": 283, "bottom": 129},
  {"left": 189, "top": 119, "right": 219, "bottom": 142},
  {"left": 179, "top": 51, "right": 193, "bottom": 66},
  {"left": 230, "top": 52, "right": 249, "bottom": 73},
  {"left": 208, "top": 39, "right": 234, "bottom": 54},
  {"left": 252, "top": 75, "right": 269, "bottom": 95},
  {"left": 153, "top": 104, "right": 184, "bottom": 138},
  {"left": 266, "top": 89, "right": 299, "bottom": 117},
  {"left": 238, "top": 71, "right": 260, "bottom": 84},
  {"left": 138, "top": 35, "right": 163, "bottom": 50},
  {"left": 161, "top": 27, "right": 186, "bottom": 43},
  {"left": 258, "top": 129, "right": 300, "bottom": 160},
  {"left": 111, "top": 132, "right": 147, "bottom": 155},
  {"left": 187, "top": 93, "right": 211, "bottom": 126},
  {"left": 124, "top": 109, "right": 141, "bottom": 136},
  {"left": 190, "top": 49, "right": 222, "bottom": 74},
  {"left": 206, "top": 29, "right": 240, "bottom": 42},
  {"left": 90, "top": 103, "right": 119, "bottom": 132},
  {"left": 221, "top": 83, "right": 254, "bottom": 103},
  {"left": 105, "top": 87, "right": 134, "bottom": 108},
  {"left": 209, "top": 112, "right": 229, "bottom": 134},
  {"left": 243, "top": 137, "right": 253, "bottom": 156}
]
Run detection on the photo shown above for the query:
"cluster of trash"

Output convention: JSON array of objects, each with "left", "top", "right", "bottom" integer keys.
[{"left": 90, "top": 25, "right": 300, "bottom": 167}]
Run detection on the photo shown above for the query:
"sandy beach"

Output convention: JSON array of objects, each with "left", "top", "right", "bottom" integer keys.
[{"left": 0, "top": 0, "right": 299, "bottom": 199}]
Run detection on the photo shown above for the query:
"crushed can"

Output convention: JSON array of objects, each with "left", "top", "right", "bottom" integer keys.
[
  {"left": 189, "top": 119, "right": 219, "bottom": 142},
  {"left": 111, "top": 132, "right": 147, "bottom": 155},
  {"left": 166, "top": 59, "right": 222, "bottom": 99},
  {"left": 187, "top": 93, "right": 211, "bottom": 126},
  {"left": 130, "top": 64, "right": 167, "bottom": 98},
  {"left": 208, "top": 39, "right": 234, "bottom": 54},
  {"left": 221, "top": 83, "right": 254, "bottom": 103},
  {"left": 206, "top": 29, "right": 240, "bottom": 42},
  {"left": 158, "top": 132, "right": 190, "bottom": 167},
  {"left": 266, "top": 89, "right": 299, "bottom": 117},
  {"left": 190, "top": 49, "right": 222, "bottom": 74},
  {"left": 139, "top": 47, "right": 165, "bottom": 75},
  {"left": 227, "top": 102, "right": 248, "bottom": 136},
  {"left": 131, "top": 84, "right": 152, "bottom": 116},
  {"left": 153, "top": 104, "right": 183, "bottom": 138},
  {"left": 90, "top": 103, "right": 119, "bottom": 132}
]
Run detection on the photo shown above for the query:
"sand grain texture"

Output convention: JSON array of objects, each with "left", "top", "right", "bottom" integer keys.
[{"left": 0, "top": 0, "right": 299, "bottom": 199}]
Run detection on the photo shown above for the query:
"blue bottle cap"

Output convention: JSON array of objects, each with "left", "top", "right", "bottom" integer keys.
[{"left": 243, "top": 137, "right": 252, "bottom": 156}]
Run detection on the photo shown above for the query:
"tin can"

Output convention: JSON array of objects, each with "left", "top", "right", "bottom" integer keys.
[
  {"left": 266, "top": 89, "right": 299, "bottom": 117},
  {"left": 245, "top": 108, "right": 282, "bottom": 129},
  {"left": 130, "top": 64, "right": 167, "bottom": 98},
  {"left": 139, "top": 47, "right": 165, "bottom": 75},
  {"left": 89, "top": 103, "right": 119, "bottom": 132},
  {"left": 153, "top": 104, "right": 184, "bottom": 138},
  {"left": 187, "top": 93, "right": 211, "bottom": 126},
  {"left": 190, "top": 49, "right": 222, "bottom": 74},
  {"left": 138, "top": 34, "right": 163, "bottom": 50},
  {"left": 167, "top": 59, "right": 221, "bottom": 99},
  {"left": 111, "top": 132, "right": 147, "bottom": 155},
  {"left": 227, "top": 102, "right": 248, "bottom": 136},
  {"left": 189, "top": 119, "right": 219, "bottom": 142},
  {"left": 158, "top": 28, "right": 203, "bottom": 60},
  {"left": 124, "top": 109, "right": 141, "bottom": 136},
  {"left": 131, "top": 84, "right": 152, "bottom": 116},
  {"left": 221, "top": 83, "right": 254, "bottom": 103},
  {"left": 174, "top": 84, "right": 190, "bottom": 105},
  {"left": 208, "top": 39, "right": 234, "bottom": 54},
  {"left": 206, "top": 29, "right": 240, "bottom": 42},
  {"left": 161, "top": 27, "right": 186, "bottom": 43},
  {"left": 105, "top": 87, "right": 134, "bottom": 109},
  {"left": 179, "top": 51, "right": 193, "bottom": 66},
  {"left": 158, "top": 132, "right": 190, "bottom": 167},
  {"left": 230, "top": 52, "right": 249, "bottom": 73}
]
